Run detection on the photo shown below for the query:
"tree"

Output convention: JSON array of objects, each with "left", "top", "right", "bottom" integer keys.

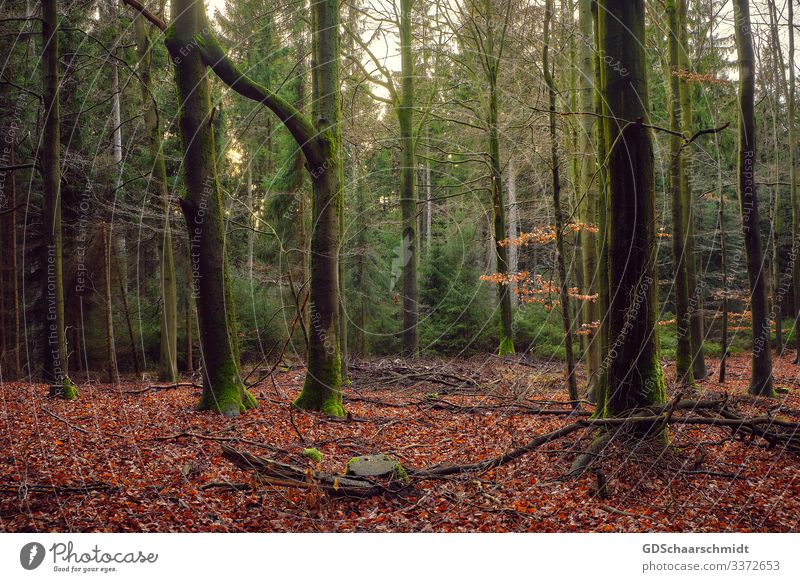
[
  {"left": 454, "top": 0, "right": 515, "bottom": 355},
  {"left": 134, "top": 12, "right": 178, "bottom": 383},
  {"left": 678, "top": 0, "right": 707, "bottom": 380},
  {"left": 543, "top": 0, "right": 578, "bottom": 404},
  {"left": 596, "top": 0, "right": 665, "bottom": 415},
  {"left": 577, "top": 0, "right": 599, "bottom": 392},
  {"left": 141, "top": 0, "right": 258, "bottom": 415},
  {"left": 732, "top": 0, "right": 774, "bottom": 397},
  {"left": 41, "top": 0, "right": 77, "bottom": 399},
  {"left": 666, "top": 0, "right": 694, "bottom": 388}
]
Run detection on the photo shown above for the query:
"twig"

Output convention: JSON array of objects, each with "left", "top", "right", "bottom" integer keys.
[{"left": 41, "top": 407, "right": 89, "bottom": 434}]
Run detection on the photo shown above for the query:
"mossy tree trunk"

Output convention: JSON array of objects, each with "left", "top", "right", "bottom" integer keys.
[
  {"left": 578, "top": 0, "right": 599, "bottom": 392},
  {"left": 134, "top": 14, "right": 178, "bottom": 383},
  {"left": 41, "top": 0, "right": 77, "bottom": 399},
  {"left": 596, "top": 0, "right": 665, "bottom": 415},
  {"left": 481, "top": 0, "right": 514, "bottom": 355},
  {"left": 164, "top": 0, "right": 256, "bottom": 416},
  {"left": 544, "top": 0, "right": 578, "bottom": 404},
  {"left": 732, "top": 0, "right": 774, "bottom": 396},
  {"left": 667, "top": 0, "right": 694, "bottom": 388},
  {"left": 124, "top": 0, "right": 347, "bottom": 415},
  {"left": 293, "top": 0, "right": 345, "bottom": 416},
  {"left": 591, "top": 0, "right": 609, "bottom": 404}
]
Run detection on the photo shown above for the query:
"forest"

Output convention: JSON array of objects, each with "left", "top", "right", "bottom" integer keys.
[{"left": 1, "top": 0, "right": 800, "bottom": 534}]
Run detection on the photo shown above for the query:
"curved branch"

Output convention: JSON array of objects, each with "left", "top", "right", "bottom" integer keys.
[{"left": 196, "top": 32, "right": 322, "bottom": 167}]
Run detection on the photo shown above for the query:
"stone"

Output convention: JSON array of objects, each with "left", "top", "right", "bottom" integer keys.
[{"left": 345, "top": 454, "right": 408, "bottom": 482}]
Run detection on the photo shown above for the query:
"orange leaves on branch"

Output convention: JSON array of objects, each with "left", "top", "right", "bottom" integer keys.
[
  {"left": 576, "top": 321, "right": 600, "bottom": 336},
  {"left": 498, "top": 222, "right": 599, "bottom": 248},
  {"left": 481, "top": 272, "right": 597, "bottom": 311},
  {"left": 672, "top": 68, "right": 730, "bottom": 86}
]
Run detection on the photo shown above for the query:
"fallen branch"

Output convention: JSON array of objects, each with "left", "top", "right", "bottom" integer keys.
[
  {"left": 220, "top": 444, "right": 400, "bottom": 498},
  {"left": 41, "top": 407, "right": 89, "bottom": 434},
  {"left": 0, "top": 482, "right": 118, "bottom": 496},
  {"left": 124, "top": 382, "right": 201, "bottom": 395}
]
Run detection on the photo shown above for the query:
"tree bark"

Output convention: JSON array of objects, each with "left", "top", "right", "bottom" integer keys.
[
  {"left": 578, "top": 0, "right": 599, "bottom": 391},
  {"left": 134, "top": 13, "right": 178, "bottom": 382},
  {"left": 506, "top": 156, "right": 518, "bottom": 308},
  {"left": 399, "top": 0, "right": 418, "bottom": 357},
  {"left": 292, "top": 0, "right": 346, "bottom": 416},
  {"left": 484, "top": 0, "right": 514, "bottom": 355},
  {"left": 677, "top": 0, "right": 707, "bottom": 379},
  {"left": 667, "top": 0, "right": 694, "bottom": 387},
  {"left": 732, "top": 0, "right": 774, "bottom": 396},
  {"left": 165, "top": 0, "right": 257, "bottom": 416},
  {"left": 596, "top": 0, "right": 665, "bottom": 415},
  {"left": 103, "top": 223, "right": 119, "bottom": 384},
  {"left": 41, "top": 0, "right": 77, "bottom": 398},
  {"left": 544, "top": 0, "right": 578, "bottom": 405}
]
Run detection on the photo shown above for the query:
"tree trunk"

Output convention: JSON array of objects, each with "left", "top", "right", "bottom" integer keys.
[
  {"left": 719, "top": 166, "right": 728, "bottom": 384},
  {"left": 506, "top": 156, "right": 519, "bottom": 308},
  {"left": 0, "top": 140, "right": 21, "bottom": 378},
  {"left": 134, "top": 14, "right": 178, "bottom": 382},
  {"left": 578, "top": 0, "right": 599, "bottom": 391},
  {"left": 544, "top": 0, "right": 578, "bottom": 405},
  {"left": 732, "top": 0, "right": 774, "bottom": 396},
  {"left": 246, "top": 159, "right": 254, "bottom": 279},
  {"left": 165, "top": 0, "right": 256, "bottom": 416},
  {"left": 399, "top": 0, "right": 418, "bottom": 357},
  {"left": 292, "top": 0, "right": 346, "bottom": 416},
  {"left": 41, "top": 0, "right": 77, "bottom": 398},
  {"left": 788, "top": 0, "right": 800, "bottom": 364},
  {"left": 678, "top": 0, "right": 707, "bottom": 380},
  {"left": 667, "top": 0, "right": 694, "bottom": 388},
  {"left": 485, "top": 3, "right": 514, "bottom": 356},
  {"left": 103, "top": 223, "right": 119, "bottom": 384},
  {"left": 591, "top": 0, "right": 609, "bottom": 404},
  {"left": 596, "top": 0, "right": 665, "bottom": 415}
]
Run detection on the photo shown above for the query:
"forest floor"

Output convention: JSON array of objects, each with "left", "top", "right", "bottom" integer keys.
[{"left": 1, "top": 352, "right": 799, "bottom": 532}]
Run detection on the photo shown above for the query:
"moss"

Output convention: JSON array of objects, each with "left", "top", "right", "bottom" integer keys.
[
  {"left": 498, "top": 335, "right": 515, "bottom": 356},
  {"left": 293, "top": 384, "right": 346, "bottom": 417},
  {"left": 303, "top": 448, "right": 324, "bottom": 463},
  {"left": 197, "top": 359, "right": 256, "bottom": 417},
  {"left": 393, "top": 462, "right": 410, "bottom": 484},
  {"left": 61, "top": 377, "right": 78, "bottom": 400},
  {"left": 294, "top": 345, "right": 346, "bottom": 417}
]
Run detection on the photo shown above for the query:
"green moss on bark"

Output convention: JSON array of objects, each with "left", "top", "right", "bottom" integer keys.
[
  {"left": 498, "top": 336, "right": 515, "bottom": 356},
  {"left": 294, "top": 356, "right": 345, "bottom": 417},
  {"left": 61, "top": 377, "right": 78, "bottom": 400}
]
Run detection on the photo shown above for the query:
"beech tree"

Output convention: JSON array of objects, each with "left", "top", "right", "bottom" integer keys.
[
  {"left": 732, "top": 0, "right": 774, "bottom": 397},
  {"left": 41, "top": 0, "right": 77, "bottom": 399},
  {"left": 596, "top": 0, "right": 665, "bottom": 414},
  {"left": 543, "top": 0, "right": 577, "bottom": 403},
  {"left": 134, "top": 13, "right": 178, "bottom": 383},
  {"left": 666, "top": 0, "right": 694, "bottom": 388}
]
